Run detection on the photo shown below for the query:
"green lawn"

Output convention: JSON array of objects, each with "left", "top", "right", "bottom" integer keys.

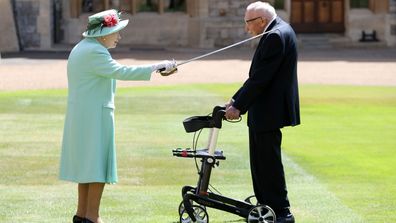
[{"left": 0, "top": 84, "right": 395, "bottom": 222}]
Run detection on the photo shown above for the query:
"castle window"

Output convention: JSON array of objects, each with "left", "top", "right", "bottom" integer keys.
[
  {"left": 274, "top": 0, "right": 285, "bottom": 10},
  {"left": 350, "top": 0, "right": 369, "bottom": 8},
  {"left": 70, "top": 0, "right": 187, "bottom": 18}
]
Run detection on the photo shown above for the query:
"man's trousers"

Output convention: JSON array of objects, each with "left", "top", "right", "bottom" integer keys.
[{"left": 249, "top": 128, "right": 290, "bottom": 213}]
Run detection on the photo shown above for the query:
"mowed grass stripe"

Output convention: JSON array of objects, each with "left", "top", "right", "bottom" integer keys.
[{"left": 284, "top": 154, "right": 364, "bottom": 223}]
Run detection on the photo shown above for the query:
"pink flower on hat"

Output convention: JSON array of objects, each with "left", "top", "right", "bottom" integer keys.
[
  {"left": 84, "top": 10, "right": 126, "bottom": 37},
  {"left": 103, "top": 14, "right": 118, "bottom": 27}
]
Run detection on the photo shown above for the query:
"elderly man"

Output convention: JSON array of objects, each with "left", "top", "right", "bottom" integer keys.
[{"left": 225, "top": 2, "right": 300, "bottom": 223}]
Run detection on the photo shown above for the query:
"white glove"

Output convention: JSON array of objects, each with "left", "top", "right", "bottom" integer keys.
[{"left": 150, "top": 60, "right": 177, "bottom": 72}]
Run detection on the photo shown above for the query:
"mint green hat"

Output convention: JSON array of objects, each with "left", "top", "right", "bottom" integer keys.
[{"left": 82, "top": 9, "right": 129, "bottom": 38}]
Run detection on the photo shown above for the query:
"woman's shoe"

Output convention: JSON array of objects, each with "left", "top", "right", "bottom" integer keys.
[{"left": 73, "top": 215, "right": 85, "bottom": 223}]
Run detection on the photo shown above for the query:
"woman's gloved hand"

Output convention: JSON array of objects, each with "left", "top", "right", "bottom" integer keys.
[{"left": 151, "top": 60, "right": 177, "bottom": 73}]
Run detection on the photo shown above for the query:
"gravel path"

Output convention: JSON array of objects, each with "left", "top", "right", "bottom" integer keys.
[{"left": 1, "top": 47, "right": 395, "bottom": 90}]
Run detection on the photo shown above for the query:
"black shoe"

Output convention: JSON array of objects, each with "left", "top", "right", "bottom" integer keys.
[
  {"left": 72, "top": 215, "right": 85, "bottom": 223},
  {"left": 276, "top": 213, "right": 295, "bottom": 223}
]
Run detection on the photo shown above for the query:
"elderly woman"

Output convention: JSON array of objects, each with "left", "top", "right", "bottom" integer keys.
[{"left": 59, "top": 9, "right": 176, "bottom": 223}]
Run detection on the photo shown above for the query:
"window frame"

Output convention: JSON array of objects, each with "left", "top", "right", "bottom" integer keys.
[
  {"left": 70, "top": 0, "right": 188, "bottom": 18},
  {"left": 350, "top": 0, "right": 369, "bottom": 9}
]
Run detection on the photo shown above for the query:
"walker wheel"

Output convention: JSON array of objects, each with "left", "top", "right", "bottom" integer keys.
[
  {"left": 244, "top": 195, "right": 259, "bottom": 205},
  {"left": 247, "top": 205, "right": 276, "bottom": 223},
  {"left": 180, "top": 205, "right": 209, "bottom": 223},
  {"left": 178, "top": 200, "right": 206, "bottom": 215}
]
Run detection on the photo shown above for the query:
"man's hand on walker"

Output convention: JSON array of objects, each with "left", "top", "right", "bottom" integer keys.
[
  {"left": 225, "top": 99, "right": 234, "bottom": 110},
  {"left": 225, "top": 106, "right": 240, "bottom": 120}
]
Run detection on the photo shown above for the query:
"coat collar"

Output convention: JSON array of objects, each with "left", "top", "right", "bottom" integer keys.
[{"left": 265, "top": 16, "right": 280, "bottom": 32}]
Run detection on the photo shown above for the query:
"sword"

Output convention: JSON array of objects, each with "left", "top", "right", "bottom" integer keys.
[{"left": 159, "top": 28, "right": 278, "bottom": 76}]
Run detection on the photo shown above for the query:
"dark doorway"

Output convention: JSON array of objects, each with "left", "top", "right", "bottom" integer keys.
[
  {"left": 291, "top": 0, "right": 345, "bottom": 33},
  {"left": 53, "top": 0, "right": 63, "bottom": 43}
]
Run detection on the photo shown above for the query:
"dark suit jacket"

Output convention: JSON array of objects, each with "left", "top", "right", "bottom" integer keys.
[{"left": 232, "top": 17, "right": 300, "bottom": 132}]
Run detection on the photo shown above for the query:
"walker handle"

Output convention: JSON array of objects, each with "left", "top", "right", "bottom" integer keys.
[{"left": 212, "top": 106, "right": 226, "bottom": 129}]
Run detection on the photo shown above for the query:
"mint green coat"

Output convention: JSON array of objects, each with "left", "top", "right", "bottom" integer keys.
[{"left": 59, "top": 38, "right": 152, "bottom": 184}]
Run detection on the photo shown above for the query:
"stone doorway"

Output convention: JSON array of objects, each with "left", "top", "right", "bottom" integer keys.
[{"left": 290, "top": 0, "right": 345, "bottom": 33}]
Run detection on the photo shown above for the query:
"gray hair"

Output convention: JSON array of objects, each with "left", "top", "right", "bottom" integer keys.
[{"left": 246, "top": 1, "right": 277, "bottom": 21}]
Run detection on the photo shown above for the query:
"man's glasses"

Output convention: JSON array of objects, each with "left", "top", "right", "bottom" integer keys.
[{"left": 245, "top": 16, "right": 262, "bottom": 24}]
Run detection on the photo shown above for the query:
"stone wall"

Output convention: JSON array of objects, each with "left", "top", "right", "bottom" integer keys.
[
  {"left": 202, "top": 0, "right": 289, "bottom": 48},
  {"left": 50, "top": 0, "right": 396, "bottom": 49},
  {"left": 205, "top": 0, "right": 249, "bottom": 47},
  {"left": 61, "top": 0, "right": 258, "bottom": 48},
  {"left": 347, "top": 9, "right": 387, "bottom": 43},
  {"left": 386, "top": 0, "right": 396, "bottom": 46},
  {"left": 3, "top": 0, "right": 396, "bottom": 52},
  {"left": 14, "top": 0, "right": 41, "bottom": 49},
  {"left": 0, "top": 0, "right": 19, "bottom": 52},
  {"left": 122, "top": 13, "right": 190, "bottom": 48},
  {"left": 13, "top": 0, "right": 52, "bottom": 50}
]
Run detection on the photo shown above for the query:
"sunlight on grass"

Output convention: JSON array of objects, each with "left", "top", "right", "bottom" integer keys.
[{"left": 0, "top": 84, "right": 395, "bottom": 222}]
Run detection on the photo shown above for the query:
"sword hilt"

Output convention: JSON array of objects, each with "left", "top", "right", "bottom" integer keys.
[{"left": 158, "top": 67, "right": 178, "bottom": 76}]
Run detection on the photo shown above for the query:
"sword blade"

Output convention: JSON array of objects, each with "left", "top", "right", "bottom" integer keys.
[{"left": 177, "top": 29, "right": 273, "bottom": 67}]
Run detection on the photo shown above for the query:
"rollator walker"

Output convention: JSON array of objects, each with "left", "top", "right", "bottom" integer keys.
[{"left": 172, "top": 106, "right": 276, "bottom": 223}]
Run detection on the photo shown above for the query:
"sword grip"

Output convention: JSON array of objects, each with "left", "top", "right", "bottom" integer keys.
[{"left": 158, "top": 67, "right": 178, "bottom": 76}]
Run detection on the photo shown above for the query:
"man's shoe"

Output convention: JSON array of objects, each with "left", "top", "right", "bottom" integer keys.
[
  {"left": 72, "top": 215, "right": 85, "bottom": 223},
  {"left": 276, "top": 213, "right": 295, "bottom": 223}
]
